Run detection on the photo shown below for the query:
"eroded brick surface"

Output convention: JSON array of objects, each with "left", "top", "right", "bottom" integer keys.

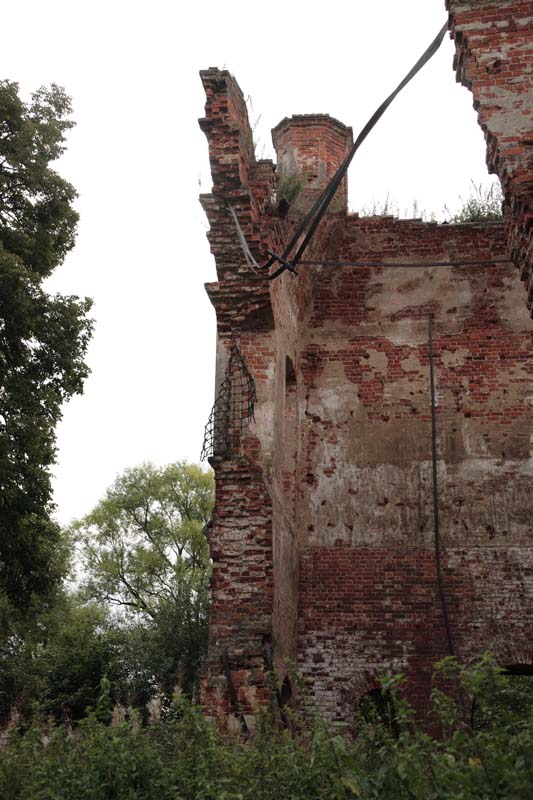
[
  {"left": 299, "top": 546, "right": 533, "bottom": 720},
  {"left": 447, "top": 0, "right": 533, "bottom": 307},
  {"left": 199, "top": 6, "right": 533, "bottom": 726}
]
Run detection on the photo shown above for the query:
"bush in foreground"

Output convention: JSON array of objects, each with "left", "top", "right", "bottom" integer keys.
[{"left": 1, "top": 656, "right": 533, "bottom": 799}]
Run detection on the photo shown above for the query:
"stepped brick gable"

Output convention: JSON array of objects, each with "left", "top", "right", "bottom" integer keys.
[{"left": 199, "top": 2, "right": 533, "bottom": 727}]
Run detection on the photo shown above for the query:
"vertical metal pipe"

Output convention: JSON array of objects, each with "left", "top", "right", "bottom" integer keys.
[{"left": 429, "top": 315, "right": 455, "bottom": 657}]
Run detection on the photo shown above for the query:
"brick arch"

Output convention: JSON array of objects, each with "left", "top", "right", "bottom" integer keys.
[
  {"left": 446, "top": 1, "right": 533, "bottom": 311},
  {"left": 492, "top": 643, "right": 533, "bottom": 672}
]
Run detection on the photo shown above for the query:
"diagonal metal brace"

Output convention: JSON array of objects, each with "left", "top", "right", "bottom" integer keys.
[{"left": 263, "top": 21, "right": 448, "bottom": 280}]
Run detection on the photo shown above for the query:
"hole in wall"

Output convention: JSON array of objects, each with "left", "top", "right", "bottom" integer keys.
[
  {"left": 470, "top": 664, "right": 533, "bottom": 731},
  {"left": 356, "top": 688, "right": 398, "bottom": 737},
  {"left": 280, "top": 676, "right": 293, "bottom": 707}
]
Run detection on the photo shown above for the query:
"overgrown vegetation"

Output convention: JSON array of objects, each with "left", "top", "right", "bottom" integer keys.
[
  {"left": 0, "top": 80, "right": 96, "bottom": 728},
  {"left": 1, "top": 656, "right": 533, "bottom": 799},
  {"left": 0, "top": 82, "right": 216, "bottom": 731},
  {"left": 358, "top": 195, "right": 434, "bottom": 220},
  {"left": 447, "top": 181, "right": 503, "bottom": 223},
  {"left": 358, "top": 180, "right": 503, "bottom": 223},
  {"left": 74, "top": 461, "right": 214, "bottom": 703},
  {"left": 276, "top": 172, "right": 304, "bottom": 206}
]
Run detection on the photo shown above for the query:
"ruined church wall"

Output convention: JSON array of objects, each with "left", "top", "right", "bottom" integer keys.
[
  {"left": 267, "top": 116, "right": 355, "bottom": 673},
  {"left": 299, "top": 218, "right": 532, "bottom": 548},
  {"left": 198, "top": 0, "right": 533, "bottom": 722},
  {"left": 295, "top": 216, "right": 533, "bottom": 722}
]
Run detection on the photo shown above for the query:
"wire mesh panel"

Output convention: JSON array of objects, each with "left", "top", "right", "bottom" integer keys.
[{"left": 201, "top": 341, "right": 257, "bottom": 460}]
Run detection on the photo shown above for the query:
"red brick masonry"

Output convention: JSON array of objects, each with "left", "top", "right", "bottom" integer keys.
[{"left": 199, "top": 2, "right": 533, "bottom": 726}]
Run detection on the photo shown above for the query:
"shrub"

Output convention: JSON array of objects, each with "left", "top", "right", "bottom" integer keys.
[
  {"left": 450, "top": 181, "right": 503, "bottom": 223},
  {"left": 1, "top": 655, "right": 533, "bottom": 799}
]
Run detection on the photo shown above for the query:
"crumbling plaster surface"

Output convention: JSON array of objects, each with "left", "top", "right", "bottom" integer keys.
[
  {"left": 199, "top": 0, "right": 533, "bottom": 725},
  {"left": 292, "top": 213, "right": 533, "bottom": 720},
  {"left": 296, "top": 220, "right": 533, "bottom": 551}
]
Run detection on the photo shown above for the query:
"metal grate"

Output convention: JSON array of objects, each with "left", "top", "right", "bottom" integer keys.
[{"left": 201, "top": 341, "right": 256, "bottom": 460}]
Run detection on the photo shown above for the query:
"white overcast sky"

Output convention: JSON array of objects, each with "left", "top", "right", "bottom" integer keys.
[{"left": 3, "top": 0, "right": 497, "bottom": 524}]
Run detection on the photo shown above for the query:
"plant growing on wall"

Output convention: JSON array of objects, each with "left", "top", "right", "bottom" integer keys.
[
  {"left": 276, "top": 172, "right": 304, "bottom": 206},
  {"left": 450, "top": 180, "right": 503, "bottom": 223}
]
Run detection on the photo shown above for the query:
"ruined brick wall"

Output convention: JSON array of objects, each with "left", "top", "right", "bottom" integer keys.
[
  {"left": 199, "top": 69, "right": 278, "bottom": 719},
  {"left": 199, "top": 3, "right": 533, "bottom": 726},
  {"left": 447, "top": 0, "right": 533, "bottom": 306},
  {"left": 269, "top": 116, "right": 354, "bottom": 674},
  {"left": 296, "top": 218, "right": 533, "bottom": 721},
  {"left": 199, "top": 72, "right": 356, "bottom": 717}
]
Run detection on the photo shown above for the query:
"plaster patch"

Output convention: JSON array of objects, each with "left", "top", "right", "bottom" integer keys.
[
  {"left": 400, "top": 351, "right": 420, "bottom": 372},
  {"left": 442, "top": 348, "right": 469, "bottom": 368},
  {"left": 456, "top": 457, "right": 509, "bottom": 482},
  {"left": 366, "top": 266, "right": 472, "bottom": 332},
  {"left": 366, "top": 349, "right": 388, "bottom": 373}
]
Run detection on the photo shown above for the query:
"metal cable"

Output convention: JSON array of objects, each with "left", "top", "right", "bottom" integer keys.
[
  {"left": 299, "top": 257, "right": 510, "bottom": 269},
  {"left": 266, "top": 22, "right": 449, "bottom": 279},
  {"left": 225, "top": 209, "right": 510, "bottom": 271},
  {"left": 226, "top": 23, "right": 455, "bottom": 279},
  {"left": 225, "top": 202, "right": 264, "bottom": 275},
  {"left": 429, "top": 317, "right": 472, "bottom": 724}
]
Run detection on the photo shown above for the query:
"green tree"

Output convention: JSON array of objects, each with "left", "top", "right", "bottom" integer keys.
[
  {"left": 0, "top": 80, "right": 93, "bottom": 610},
  {"left": 74, "top": 462, "right": 214, "bottom": 700},
  {"left": 0, "top": 591, "right": 119, "bottom": 724}
]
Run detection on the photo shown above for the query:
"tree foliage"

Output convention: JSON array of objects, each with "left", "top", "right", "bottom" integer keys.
[
  {"left": 0, "top": 590, "right": 115, "bottom": 724},
  {"left": 0, "top": 80, "right": 92, "bottom": 610},
  {"left": 74, "top": 461, "right": 214, "bottom": 698},
  {"left": 0, "top": 81, "right": 78, "bottom": 275}
]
